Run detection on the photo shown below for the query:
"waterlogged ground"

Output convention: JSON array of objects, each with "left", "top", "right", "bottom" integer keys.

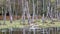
[
  {"left": 0, "top": 19, "right": 60, "bottom": 34},
  {"left": 0, "top": 28, "right": 60, "bottom": 34},
  {"left": 0, "top": 19, "right": 60, "bottom": 29}
]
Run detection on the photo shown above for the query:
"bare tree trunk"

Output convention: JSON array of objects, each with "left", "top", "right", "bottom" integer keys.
[
  {"left": 32, "top": 0, "right": 35, "bottom": 22},
  {"left": 7, "top": 0, "right": 13, "bottom": 23},
  {"left": 13, "top": 0, "right": 15, "bottom": 20},
  {"left": 42, "top": 0, "right": 45, "bottom": 23},
  {"left": 18, "top": 0, "right": 20, "bottom": 20},
  {"left": 56, "top": 1, "right": 58, "bottom": 19},
  {"left": 2, "top": 7, "right": 3, "bottom": 17},
  {"left": 25, "top": 0, "right": 31, "bottom": 24},
  {"left": 15, "top": 0, "right": 19, "bottom": 20},
  {"left": 36, "top": 0, "right": 38, "bottom": 20},
  {"left": 16, "top": 0, "right": 20, "bottom": 20},
  {"left": 22, "top": 0, "right": 25, "bottom": 23},
  {"left": 50, "top": 7, "right": 53, "bottom": 23},
  {"left": 47, "top": 6, "right": 49, "bottom": 18},
  {"left": 56, "top": 0, "right": 59, "bottom": 20},
  {"left": 54, "top": 0, "right": 57, "bottom": 18},
  {"left": 47, "top": 0, "right": 51, "bottom": 18},
  {"left": 3, "top": 7, "right": 7, "bottom": 24},
  {"left": 3, "top": 0, "right": 8, "bottom": 24}
]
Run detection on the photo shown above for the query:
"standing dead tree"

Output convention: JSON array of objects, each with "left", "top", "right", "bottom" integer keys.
[
  {"left": 22, "top": 0, "right": 26, "bottom": 24},
  {"left": 32, "top": 0, "right": 35, "bottom": 23},
  {"left": 7, "top": 0, "right": 13, "bottom": 23},
  {"left": 25, "top": 0, "right": 31, "bottom": 24}
]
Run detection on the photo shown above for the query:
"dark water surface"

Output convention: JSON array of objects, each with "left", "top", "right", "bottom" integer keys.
[{"left": 0, "top": 27, "right": 60, "bottom": 34}]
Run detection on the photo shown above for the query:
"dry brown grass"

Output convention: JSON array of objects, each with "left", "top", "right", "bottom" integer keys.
[{"left": 0, "top": 16, "right": 42, "bottom": 20}]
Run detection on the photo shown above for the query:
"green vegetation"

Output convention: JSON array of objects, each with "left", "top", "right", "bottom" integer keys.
[{"left": 0, "top": 19, "right": 60, "bottom": 29}]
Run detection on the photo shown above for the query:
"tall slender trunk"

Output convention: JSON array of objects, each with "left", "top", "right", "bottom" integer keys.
[
  {"left": 56, "top": 0, "right": 59, "bottom": 20},
  {"left": 42, "top": 0, "right": 45, "bottom": 23},
  {"left": 8, "top": 0, "right": 13, "bottom": 23},
  {"left": 51, "top": 7, "right": 53, "bottom": 19},
  {"left": 3, "top": 0, "right": 9, "bottom": 24},
  {"left": 47, "top": 6, "right": 49, "bottom": 18},
  {"left": 2, "top": 7, "right": 3, "bottom": 17},
  {"left": 22, "top": 0, "right": 25, "bottom": 23},
  {"left": 32, "top": 0, "right": 35, "bottom": 22},
  {"left": 50, "top": 7, "right": 53, "bottom": 23},
  {"left": 13, "top": 0, "right": 15, "bottom": 20},
  {"left": 15, "top": 0, "right": 19, "bottom": 20},
  {"left": 36, "top": 0, "right": 38, "bottom": 20},
  {"left": 16, "top": 0, "right": 20, "bottom": 20},
  {"left": 4, "top": 7, "right": 7, "bottom": 24},
  {"left": 54, "top": 0, "right": 57, "bottom": 18},
  {"left": 25, "top": 1, "right": 31, "bottom": 24},
  {"left": 47, "top": 0, "right": 51, "bottom": 19}
]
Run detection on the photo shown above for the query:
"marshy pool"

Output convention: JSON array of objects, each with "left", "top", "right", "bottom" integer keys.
[{"left": 0, "top": 27, "right": 60, "bottom": 34}]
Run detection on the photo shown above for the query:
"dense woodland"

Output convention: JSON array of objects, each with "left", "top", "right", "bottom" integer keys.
[
  {"left": 0, "top": 0, "right": 58, "bottom": 16},
  {"left": 0, "top": 0, "right": 56, "bottom": 15}
]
